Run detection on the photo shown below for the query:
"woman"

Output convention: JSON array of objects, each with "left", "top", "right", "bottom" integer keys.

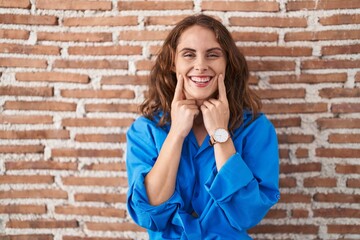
[{"left": 126, "top": 14, "right": 280, "bottom": 239}]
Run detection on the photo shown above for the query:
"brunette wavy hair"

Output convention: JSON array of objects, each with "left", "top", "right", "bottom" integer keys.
[{"left": 140, "top": 14, "right": 261, "bottom": 131}]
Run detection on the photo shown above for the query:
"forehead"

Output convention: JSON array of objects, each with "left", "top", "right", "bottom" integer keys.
[{"left": 177, "top": 25, "right": 221, "bottom": 50}]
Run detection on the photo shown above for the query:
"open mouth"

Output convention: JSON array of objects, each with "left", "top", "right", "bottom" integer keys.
[{"left": 189, "top": 76, "right": 213, "bottom": 85}]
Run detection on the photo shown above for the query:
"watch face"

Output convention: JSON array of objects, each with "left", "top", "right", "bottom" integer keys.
[{"left": 213, "top": 128, "right": 229, "bottom": 143}]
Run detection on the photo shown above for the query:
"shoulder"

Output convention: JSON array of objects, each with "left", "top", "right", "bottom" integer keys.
[
  {"left": 127, "top": 114, "right": 169, "bottom": 144},
  {"left": 233, "top": 111, "right": 275, "bottom": 137}
]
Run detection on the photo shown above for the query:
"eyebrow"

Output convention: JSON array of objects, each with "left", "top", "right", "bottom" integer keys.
[{"left": 179, "top": 47, "right": 223, "bottom": 53}]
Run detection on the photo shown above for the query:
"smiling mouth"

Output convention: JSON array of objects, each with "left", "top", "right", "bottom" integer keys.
[{"left": 189, "top": 76, "right": 213, "bottom": 84}]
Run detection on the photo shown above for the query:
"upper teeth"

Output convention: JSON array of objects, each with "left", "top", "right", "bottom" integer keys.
[{"left": 190, "top": 77, "right": 211, "bottom": 82}]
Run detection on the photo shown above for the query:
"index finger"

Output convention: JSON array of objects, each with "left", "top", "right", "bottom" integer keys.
[
  {"left": 217, "top": 74, "right": 227, "bottom": 102},
  {"left": 173, "top": 74, "right": 184, "bottom": 101}
]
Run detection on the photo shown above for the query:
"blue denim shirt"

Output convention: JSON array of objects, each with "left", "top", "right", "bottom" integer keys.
[{"left": 126, "top": 111, "right": 280, "bottom": 239}]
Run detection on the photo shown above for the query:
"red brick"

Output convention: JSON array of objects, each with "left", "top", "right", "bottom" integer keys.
[
  {"left": 278, "top": 134, "right": 314, "bottom": 144},
  {"left": 356, "top": 72, "right": 360, "bottom": 82},
  {"left": 263, "top": 103, "right": 328, "bottom": 114},
  {"left": 347, "top": 179, "right": 360, "bottom": 188},
  {"left": 0, "top": 189, "right": 67, "bottom": 199},
  {"left": 281, "top": 163, "right": 321, "bottom": 173},
  {"left": 314, "top": 208, "right": 360, "bottom": 218},
  {"left": 7, "top": 219, "right": 78, "bottom": 229},
  {"left": 280, "top": 177, "right": 297, "bottom": 188},
  {"left": 302, "top": 59, "right": 360, "bottom": 69},
  {"left": 0, "top": 0, "right": 30, "bottom": 8},
  {"left": 68, "top": 45, "right": 142, "bottom": 56},
  {"left": 255, "top": 89, "right": 305, "bottom": 99},
  {"left": 230, "top": 16, "right": 307, "bottom": 27},
  {"left": 0, "top": 57, "right": 47, "bottom": 68},
  {"left": 0, "top": 145, "right": 44, "bottom": 154},
  {"left": 61, "top": 89, "right": 135, "bottom": 99},
  {"left": 74, "top": 193, "right": 126, "bottom": 203},
  {"left": 240, "top": 46, "right": 312, "bottom": 56},
  {"left": 328, "top": 224, "right": 360, "bottom": 234},
  {"left": 322, "top": 44, "right": 360, "bottom": 55},
  {"left": 119, "top": 30, "right": 169, "bottom": 41},
  {"left": 336, "top": 164, "right": 360, "bottom": 174},
  {"left": 4, "top": 101, "right": 76, "bottom": 111},
  {"left": 145, "top": 15, "right": 190, "bottom": 26},
  {"left": 52, "top": 148, "right": 123, "bottom": 158},
  {"left": 86, "top": 222, "right": 145, "bottom": 232},
  {"left": 55, "top": 205, "right": 126, "bottom": 218},
  {"left": 75, "top": 133, "right": 126, "bottom": 143},
  {"left": 63, "top": 237, "right": 130, "bottom": 240},
  {"left": 16, "top": 72, "right": 90, "bottom": 83},
  {"left": 118, "top": 1, "right": 193, "bottom": 10},
  {"left": 0, "top": 43, "right": 59, "bottom": 55},
  {"left": 279, "top": 149, "right": 290, "bottom": 159},
  {"left": 317, "top": 118, "right": 360, "bottom": 129},
  {"left": 0, "top": 29, "right": 29, "bottom": 40},
  {"left": 0, "top": 14, "right": 57, "bottom": 25},
  {"left": 54, "top": 59, "right": 127, "bottom": 70},
  {"left": 0, "top": 175, "right": 54, "bottom": 184},
  {"left": 287, "top": 0, "right": 360, "bottom": 11},
  {"left": 85, "top": 103, "right": 139, "bottom": 113},
  {"left": 279, "top": 193, "right": 312, "bottom": 203},
  {"left": 332, "top": 103, "right": 360, "bottom": 113},
  {"left": 6, "top": 160, "right": 77, "bottom": 171},
  {"left": 101, "top": 75, "right": 148, "bottom": 85},
  {"left": 62, "top": 176, "right": 127, "bottom": 187},
  {"left": 319, "top": 88, "right": 360, "bottom": 98},
  {"left": 62, "top": 118, "right": 134, "bottom": 127},
  {"left": 0, "top": 235, "right": 53, "bottom": 240},
  {"left": 314, "top": 193, "right": 360, "bottom": 203},
  {"left": 270, "top": 117, "right": 301, "bottom": 128},
  {"left": 232, "top": 32, "right": 278, "bottom": 42},
  {"left": 0, "top": 86, "right": 53, "bottom": 97},
  {"left": 269, "top": 73, "right": 347, "bottom": 84},
  {"left": 0, "top": 115, "right": 53, "bottom": 124},
  {"left": 285, "top": 30, "right": 360, "bottom": 41},
  {"left": 291, "top": 209, "right": 309, "bottom": 218},
  {"left": 329, "top": 134, "right": 360, "bottom": 143},
  {"left": 202, "top": 1, "right": 279, "bottom": 12},
  {"left": 248, "top": 61, "right": 296, "bottom": 71},
  {"left": 303, "top": 177, "right": 337, "bottom": 187},
  {"left": 0, "top": 204, "right": 46, "bottom": 214},
  {"left": 83, "top": 162, "right": 126, "bottom": 171},
  {"left": 135, "top": 60, "right": 154, "bottom": 71},
  {"left": 0, "top": 130, "right": 69, "bottom": 139},
  {"left": 319, "top": 14, "right": 360, "bottom": 26},
  {"left": 265, "top": 209, "right": 287, "bottom": 219},
  {"left": 37, "top": 32, "right": 112, "bottom": 42},
  {"left": 64, "top": 16, "right": 138, "bottom": 26},
  {"left": 37, "top": 0, "right": 111, "bottom": 10},
  {"left": 295, "top": 148, "right": 309, "bottom": 158},
  {"left": 249, "top": 224, "right": 318, "bottom": 234},
  {"left": 316, "top": 148, "right": 360, "bottom": 158}
]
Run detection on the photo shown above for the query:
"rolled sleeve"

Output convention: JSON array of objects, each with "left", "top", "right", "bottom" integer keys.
[{"left": 204, "top": 153, "right": 254, "bottom": 202}]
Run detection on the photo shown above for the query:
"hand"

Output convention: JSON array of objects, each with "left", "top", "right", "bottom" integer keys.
[
  {"left": 170, "top": 74, "right": 200, "bottom": 138},
  {"left": 200, "top": 74, "right": 230, "bottom": 135}
]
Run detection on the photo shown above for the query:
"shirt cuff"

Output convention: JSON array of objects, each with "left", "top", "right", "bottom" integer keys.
[{"left": 204, "top": 153, "right": 254, "bottom": 202}]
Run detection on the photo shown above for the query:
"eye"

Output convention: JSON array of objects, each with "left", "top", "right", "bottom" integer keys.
[
  {"left": 183, "top": 52, "right": 195, "bottom": 58},
  {"left": 207, "top": 52, "right": 219, "bottom": 58}
]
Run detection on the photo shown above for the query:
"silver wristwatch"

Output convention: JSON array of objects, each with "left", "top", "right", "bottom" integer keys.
[{"left": 209, "top": 128, "right": 229, "bottom": 146}]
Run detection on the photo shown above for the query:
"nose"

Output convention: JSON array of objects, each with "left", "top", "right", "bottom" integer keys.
[{"left": 194, "top": 57, "right": 208, "bottom": 72}]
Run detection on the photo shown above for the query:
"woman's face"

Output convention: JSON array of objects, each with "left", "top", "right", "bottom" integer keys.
[{"left": 174, "top": 25, "right": 227, "bottom": 103}]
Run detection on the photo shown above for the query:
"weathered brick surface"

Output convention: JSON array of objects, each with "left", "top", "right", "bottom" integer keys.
[{"left": 0, "top": 1, "right": 359, "bottom": 239}]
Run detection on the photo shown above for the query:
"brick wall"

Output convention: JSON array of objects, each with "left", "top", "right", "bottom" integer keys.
[{"left": 0, "top": 0, "right": 359, "bottom": 239}]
